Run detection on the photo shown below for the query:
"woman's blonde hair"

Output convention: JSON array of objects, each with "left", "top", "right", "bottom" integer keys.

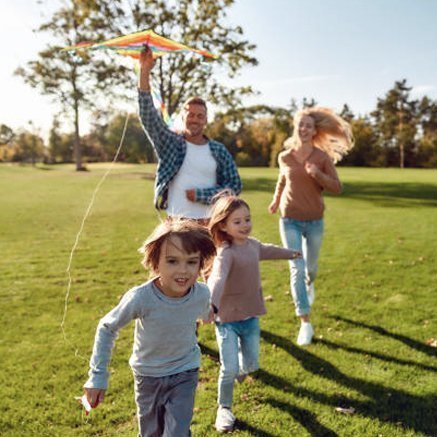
[
  {"left": 284, "top": 107, "right": 354, "bottom": 162},
  {"left": 208, "top": 195, "right": 250, "bottom": 246}
]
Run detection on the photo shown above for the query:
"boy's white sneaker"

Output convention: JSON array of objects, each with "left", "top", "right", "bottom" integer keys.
[
  {"left": 215, "top": 406, "right": 236, "bottom": 432},
  {"left": 297, "top": 322, "right": 314, "bottom": 346},
  {"left": 307, "top": 282, "right": 315, "bottom": 306}
]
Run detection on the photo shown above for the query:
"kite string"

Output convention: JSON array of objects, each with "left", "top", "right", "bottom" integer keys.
[{"left": 61, "top": 113, "right": 130, "bottom": 360}]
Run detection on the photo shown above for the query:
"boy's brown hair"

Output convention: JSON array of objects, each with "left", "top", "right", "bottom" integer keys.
[
  {"left": 208, "top": 195, "right": 250, "bottom": 246},
  {"left": 139, "top": 219, "right": 216, "bottom": 273}
]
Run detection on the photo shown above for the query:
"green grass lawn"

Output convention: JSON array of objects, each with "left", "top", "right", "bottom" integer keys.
[{"left": 1, "top": 164, "right": 436, "bottom": 436}]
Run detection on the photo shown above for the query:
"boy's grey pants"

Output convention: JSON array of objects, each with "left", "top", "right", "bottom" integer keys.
[{"left": 134, "top": 368, "right": 199, "bottom": 437}]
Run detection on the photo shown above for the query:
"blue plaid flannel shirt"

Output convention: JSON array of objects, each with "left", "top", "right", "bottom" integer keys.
[{"left": 138, "top": 90, "right": 242, "bottom": 209}]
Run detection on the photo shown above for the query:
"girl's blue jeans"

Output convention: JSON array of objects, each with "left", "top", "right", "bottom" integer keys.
[
  {"left": 279, "top": 217, "right": 324, "bottom": 317},
  {"left": 215, "top": 317, "right": 260, "bottom": 408}
]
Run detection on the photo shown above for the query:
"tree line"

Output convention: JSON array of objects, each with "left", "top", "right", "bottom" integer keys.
[
  {"left": 1, "top": 0, "right": 436, "bottom": 168},
  {"left": 1, "top": 79, "right": 436, "bottom": 168}
]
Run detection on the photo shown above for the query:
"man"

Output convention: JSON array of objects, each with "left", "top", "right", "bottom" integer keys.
[{"left": 138, "top": 48, "right": 242, "bottom": 220}]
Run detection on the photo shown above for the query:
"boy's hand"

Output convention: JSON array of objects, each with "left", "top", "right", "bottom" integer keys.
[
  {"left": 291, "top": 251, "right": 302, "bottom": 259},
  {"left": 84, "top": 387, "right": 106, "bottom": 409}
]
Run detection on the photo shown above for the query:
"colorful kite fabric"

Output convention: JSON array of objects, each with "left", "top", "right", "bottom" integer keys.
[
  {"left": 150, "top": 79, "right": 174, "bottom": 128},
  {"left": 64, "top": 29, "right": 217, "bottom": 60}
]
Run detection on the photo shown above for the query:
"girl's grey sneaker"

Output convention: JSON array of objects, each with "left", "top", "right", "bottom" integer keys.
[
  {"left": 215, "top": 406, "right": 236, "bottom": 432},
  {"left": 297, "top": 322, "right": 314, "bottom": 346}
]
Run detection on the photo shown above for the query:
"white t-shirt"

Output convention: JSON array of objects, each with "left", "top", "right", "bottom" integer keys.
[{"left": 167, "top": 141, "right": 217, "bottom": 219}]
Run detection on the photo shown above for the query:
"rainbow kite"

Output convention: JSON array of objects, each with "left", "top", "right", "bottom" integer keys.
[{"left": 63, "top": 29, "right": 217, "bottom": 60}]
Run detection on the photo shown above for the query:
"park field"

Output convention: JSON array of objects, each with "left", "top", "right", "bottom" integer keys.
[{"left": 0, "top": 163, "right": 436, "bottom": 436}]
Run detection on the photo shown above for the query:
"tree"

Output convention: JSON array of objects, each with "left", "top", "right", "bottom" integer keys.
[
  {"left": 0, "top": 124, "right": 15, "bottom": 161},
  {"left": 48, "top": 117, "right": 74, "bottom": 163},
  {"left": 415, "top": 96, "right": 437, "bottom": 168},
  {"left": 12, "top": 130, "right": 46, "bottom": 165},
  {"left": 16, "top": 0, "right": 131, "bottom": 171},
  {"left": 372, "top": 79, "right": 418, "bottom": 168},
  {"left": 208, "top": 104, "right": 294, "bottom": 166},
  {"left": 85, "top": 112, "right": 155, "bottom": 163},
  {"left": 126, "top": 0, "right": 258, "bottom": 114},
  {"left": 341, "top": 116, "right": 380, "bottom": 167},
  {"left": 0, "top": 124, "right": 15, "bottom": 145}
]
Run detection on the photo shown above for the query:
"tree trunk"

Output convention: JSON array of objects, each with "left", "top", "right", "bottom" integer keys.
[
  {"left": 399, "top": 142, "right": 404, "bottom": 168},
  {"left": 73, "top": 98, "right": 84, "bottom": 171}
]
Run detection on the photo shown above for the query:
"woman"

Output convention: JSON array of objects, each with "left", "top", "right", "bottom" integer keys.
[{"left": 269, "top": 107, "right": 353, "bottom": 345}]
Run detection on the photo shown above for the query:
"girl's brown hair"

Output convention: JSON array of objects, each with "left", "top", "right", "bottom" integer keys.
[
  {"left": 208, "top": 195, "right": 250, "bottom": 246},
  {"left": 139, "top": 219, "right": 216, "bottom": 273}
]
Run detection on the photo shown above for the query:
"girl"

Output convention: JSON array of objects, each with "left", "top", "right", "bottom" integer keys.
[
  {"left": 83, "top": 219, "right": 216, "bottom": 437},
  {"left": 269, "top": 107, "right": 353, "bottom": 346},
  {"left": 207, "top": 195, "right": 301, "bottom": 432}
]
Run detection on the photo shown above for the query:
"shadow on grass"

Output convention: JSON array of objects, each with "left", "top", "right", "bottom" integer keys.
[
  {"left": 199, "top": 343, "right": 220, "bottom": 362},
  {"left": 199, "top": 342, "right": 338, "bottom": 436},
  {"left": 233, "top": 420, "right": 277, "bottom": 437},
  {"left": 340, "top": 181, "right": 437, "bottom": 208},
  {"left": 266, "top": 398, "right": 339, "bottom": 437},
  {"left": 318, "top": 338, "right": 437, "bottom": 372},
  {"left": 261, "top": 329, "right": 437, "bottom": 436},
  {"left": 330, "top": 315, "right": 437, "bottom": 358}
]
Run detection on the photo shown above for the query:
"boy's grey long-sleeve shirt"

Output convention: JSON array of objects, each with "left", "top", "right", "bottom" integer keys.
[{"left": 84, "top": 279, "right": 210, "bottom": 390}]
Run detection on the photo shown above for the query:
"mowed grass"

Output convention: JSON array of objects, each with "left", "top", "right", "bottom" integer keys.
[{"left": 0, "top": 163, "right": 436, "bottom": 437}]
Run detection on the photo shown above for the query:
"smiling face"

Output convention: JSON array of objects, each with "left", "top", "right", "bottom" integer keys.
[
  {"left": 182, "top": 103, "right": 208, "bottom": 138},
  {"left": 221, "top": 205, "right": 252, "bottom": 245},
  {"left": 297, "top": 114, "right": 317, "bottom": 143},
  {"left": 155, "top": 236, "right": 201, "bottom": 298}
]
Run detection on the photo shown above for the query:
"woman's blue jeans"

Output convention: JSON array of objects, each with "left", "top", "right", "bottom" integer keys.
[
  {"left": 215, "top": 317, "right": 260, "bottom": 408},
  {"left": 279, "top": 217, "right": 324, "bottom": 317}
]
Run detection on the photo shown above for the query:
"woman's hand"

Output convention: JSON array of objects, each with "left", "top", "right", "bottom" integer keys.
[
  {"left": 84, "top": 387, "right": 106, "bottom": 409},
  {"left": 304, "top": 162, "right": 320, "bottom": 178},
  {"left": 268, "top": 200, "right": 279, "bottom": 214}
]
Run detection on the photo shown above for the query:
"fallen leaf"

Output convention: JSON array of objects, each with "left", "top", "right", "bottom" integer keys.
[
  {"left": 425, "top": 338, "right": 437, "bottom": 347},
  {"left": 335, "top": 406, "right": 355, "bottom": 415}
]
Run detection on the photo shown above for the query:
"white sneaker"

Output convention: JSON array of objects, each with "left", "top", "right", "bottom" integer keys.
[
  {"left": 297, "top": 322, "right": 314, "bottom": 346},
  {"left": 215, "top": 406, "right": 236, "bottom": 432},
  {"left": 307, "top": 282, "right": 315, "bottom": 306}
]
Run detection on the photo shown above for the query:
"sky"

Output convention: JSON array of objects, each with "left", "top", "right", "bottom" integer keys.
[{"left": 1, "top": 0, "right": 436, "bottom": 138}]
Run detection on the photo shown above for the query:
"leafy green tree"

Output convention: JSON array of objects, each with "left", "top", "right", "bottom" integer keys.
[
  {"left": 17, "top": 0, "right": 257, "bottom": 169},
  {"left": 16, "top": 0, "right": 130, "bottom": 171},
  {"left": 208, "top": 104, "right": 294, "bottom": 166},
  {"left": 0, "top": 124, "right": 15, "bottom": 145},
  {"left": 126, "top": 0, "right": 258, "bottom": 114},
  {"left": 0, "top": 124, "right": 15, "bottom": 161},
  {"left": 105, "top": 113, "right": 154, "bottom": 163},
  {"left": 416, "top": 96, "right": 437, "bottom": 168},
  {"left": 372, "top": 79, "right": 418, "bottom": 168},
  {"left": 48, "top": 117, "right": 74, "bottom": 163},
  {"left": 340, "top": 104, "right": 355, "bottom": 122},
  {"left": 12, "top": 131, "right": 46, "bottom": 165},
  {"left": 341, "top": 116, "right": 380, "bottom": 167}
]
